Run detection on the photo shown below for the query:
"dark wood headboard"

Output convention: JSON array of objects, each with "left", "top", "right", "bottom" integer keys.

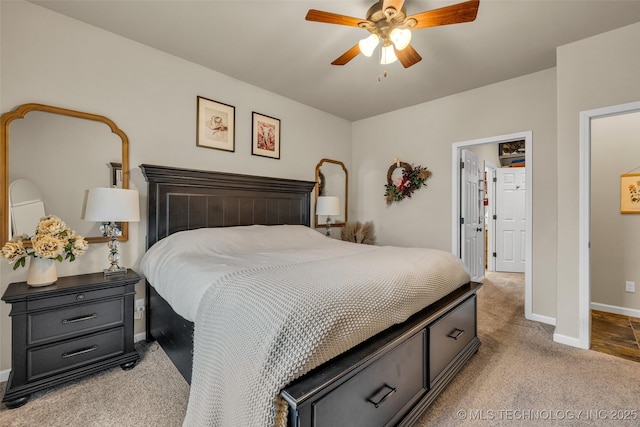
[{"left": 140, "top": 164, "right": 316, "bottom": 249}]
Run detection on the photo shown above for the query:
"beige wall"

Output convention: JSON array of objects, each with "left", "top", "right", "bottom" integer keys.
[
  {"left": 590, "top": 112, "right": 640, "bottom": 311},
  {"left": 0, "top": 1, "right": 352, "bottom": 373},
  {"left": 468, "top": 144, "right": 500, "bottom": 169},
  {"left": 556, "top": 21, "right": 640, "bottom": 342},
  {"left": 2, "top": 1, "right": 640, "bottom": 377},
  {"left": 352, "top": 69, "right": 558, "bottom": 322}
]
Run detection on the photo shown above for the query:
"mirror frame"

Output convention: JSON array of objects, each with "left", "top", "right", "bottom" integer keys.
[
  {"left": 314, "top": 158, "right": 348, "bottom": 228},
  {"left": 1, "top": 103, "right": 131, "bottom": 246}
]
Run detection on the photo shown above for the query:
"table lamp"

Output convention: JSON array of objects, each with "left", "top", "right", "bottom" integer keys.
[
  {"left": 316, "top": 196, "right": 341, "bottom": 236},
  {"left": 84, "top": 187, "right": 140, "bottom": 275}
]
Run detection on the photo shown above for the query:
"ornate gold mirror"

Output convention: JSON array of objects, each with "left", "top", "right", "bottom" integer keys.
[
  {"left": 0, "top": 103, "right": 130, "bottom": 246},
  {"left": 315, "top": 158, "right": 348, "bottom": 228}
]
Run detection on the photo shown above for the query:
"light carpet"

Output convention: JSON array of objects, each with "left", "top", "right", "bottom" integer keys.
[{"left": 2, "top": 272, "right": 640, "bottom": 426}]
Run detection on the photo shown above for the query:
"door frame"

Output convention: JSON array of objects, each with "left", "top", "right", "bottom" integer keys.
[
  {"left": 452, "top": 131, "right": 533, "bottom": 320},
  {"left": 484, "top": 161, "right": 497, "bottom": 272},
  {"left": 578, "top": 100, "right": 640, "bottom": 349}
]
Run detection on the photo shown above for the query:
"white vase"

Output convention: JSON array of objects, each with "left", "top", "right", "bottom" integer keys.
[{"left": 27, "top": 257, "right": 58, "bottom": 287}]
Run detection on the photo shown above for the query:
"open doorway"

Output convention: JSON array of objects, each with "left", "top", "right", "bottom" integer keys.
[
  {"left": 578, "top": 101, "right": 640, "bottom": 349},
  {"left": 452, "top": 131, "right": 533, "bottom": 320}
]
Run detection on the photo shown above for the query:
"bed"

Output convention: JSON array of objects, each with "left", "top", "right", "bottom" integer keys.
[{"left": 139, "top": 164, "right": 481, "bottom": 427}]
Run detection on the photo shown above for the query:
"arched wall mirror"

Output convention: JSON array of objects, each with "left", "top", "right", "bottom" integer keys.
[
  {"left": 315, "top": 158, "right": 348, "bottom": 228},
  {"left": 0, "top": 103, "right": 131, "bottom": 246}
]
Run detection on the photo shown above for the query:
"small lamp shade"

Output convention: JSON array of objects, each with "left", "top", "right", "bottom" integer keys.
[
  {"left": 380, "top": 44, "right": 398, "bottom": 65},
  {"left": 316, "top": 196, "right": 341, "bottom": 216},
  {"left": 358, "top": 34, "right": 380, "bottom": 57},
  {"left": 84, "top": 188, "right": 140, "bottom": 222},
  {"left": 390, "top": 28, "right": 411, "bottom": 50}
]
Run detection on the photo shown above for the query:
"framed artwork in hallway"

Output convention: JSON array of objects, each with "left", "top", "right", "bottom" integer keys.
[{"left": 621, "top": 173, "right": 640, "bottom": 214}]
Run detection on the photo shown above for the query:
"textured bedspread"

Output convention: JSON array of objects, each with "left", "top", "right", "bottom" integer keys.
[{"left": 182, "top": 242, "right": 469, "bottom": 426}]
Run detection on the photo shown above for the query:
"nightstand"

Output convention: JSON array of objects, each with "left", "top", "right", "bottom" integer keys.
[{"left": 1, "top": 270, "right": 141, "bottom": 408}]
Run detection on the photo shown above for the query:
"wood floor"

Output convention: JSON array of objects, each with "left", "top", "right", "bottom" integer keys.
[
  {"left": 591, "top": 310, "right": 640, "bottom": 363},
  {"left": 486, "top": 271, "right": 640, "bottom": 362}
]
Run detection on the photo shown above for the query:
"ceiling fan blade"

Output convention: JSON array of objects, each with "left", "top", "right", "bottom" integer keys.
[
  {"left": 331, "top": 44, "right": 362, "bottom": 66},
  {"left": 394, "top": 44, "right": 422, "bottom": 68},
  {"left": 382, "top": 0, "right": 405, "bottom": 14},
  {"left": 408, "top": 0, "right": 480, "bottom": 29},
  {"left": 305, "top": 9, "right": 365, "bottom": 27}
]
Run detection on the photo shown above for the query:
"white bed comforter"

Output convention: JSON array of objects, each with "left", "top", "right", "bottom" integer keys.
[{"left": 140, "top": 225, "right": 470, "bottom": 427}]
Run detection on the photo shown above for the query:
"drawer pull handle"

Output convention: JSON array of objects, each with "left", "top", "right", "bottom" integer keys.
[
  {"left": 367, "top": 384, "right": 396, "bottom": 408},
  {"left": 447, "top": 328, "right": 465, "bottom": 340},
  {"left": 62, "top": 313, "right": 98, "bottom": 325},
  {"left": 62, "top": 345, "right": 98, "bottom": 359}
]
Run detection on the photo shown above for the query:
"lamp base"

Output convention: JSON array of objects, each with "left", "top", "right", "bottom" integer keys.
[
  {"left": 324, "top": 216, "right": 333, "bottom": 237},
  {"left": 103, "top": 267, "right": 127, "bottom": 276},
  {"left": 100, "top": 222, "right": 128, "bottom": 276}
]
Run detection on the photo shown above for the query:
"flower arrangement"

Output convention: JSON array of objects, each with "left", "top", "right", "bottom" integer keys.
[
  {"left": 1, "top": 215, "right": 88, "bottom": 270},
  {"left": 384, "top": 161, "right": 432, "bottom": 205}
]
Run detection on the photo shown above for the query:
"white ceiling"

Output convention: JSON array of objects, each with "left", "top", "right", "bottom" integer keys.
[{"left": 31, "top": 0, "right": 640, "bottom": 121}]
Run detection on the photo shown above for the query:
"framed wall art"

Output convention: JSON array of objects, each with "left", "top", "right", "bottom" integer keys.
[
  {"left": 252, "top": 112, "right": 280, "bottom": 159},
  {"left": 621, "top": 173, "right": 640, "bottom": 214},
  {"left": 196, "top": 96, "right": 235, "bottom": 152}
]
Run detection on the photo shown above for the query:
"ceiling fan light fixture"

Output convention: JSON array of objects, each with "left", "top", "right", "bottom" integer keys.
[
  {"left": 380, "top": 43, "right": 398, "bottom": 64},
  {"left": 390, "top": 28, "right": 411, "bottom": 50},
  {"left": 358, "top": 34, "right": 380, "bottom": 57},
  {"left": 306, "top": 0, "right": 480, "bottom": 69}
]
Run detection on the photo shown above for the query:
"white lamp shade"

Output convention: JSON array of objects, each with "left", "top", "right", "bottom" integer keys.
[
  {"left": 358, "top": 34, "right": 379, "bottom": 57},
  {"left": 84, "top": 187, "right": 140, "bottom": 222},
  {"left": 390, "top": 28, "right": 411, "bottom": 50},
  {"left": 380, "top": 44, "right": 398, "bottom": 65},
  {"left": 316, "top": 196, "right": 341, "bottom": 216}
]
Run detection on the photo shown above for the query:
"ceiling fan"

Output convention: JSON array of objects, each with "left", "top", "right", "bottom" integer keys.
[{"left": 305, "top": 0, "right": 480, "bottom": 68}]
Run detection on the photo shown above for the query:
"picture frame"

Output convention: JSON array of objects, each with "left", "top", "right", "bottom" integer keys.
[
  {"left": 196, "top": 96, "right": 235, "bottom": 152},
  {"left": 620, "top": 173, "right": 640, "bottom": 214},
  {"left": 252, "top": 112, "right": 280, "bottom": 159}
]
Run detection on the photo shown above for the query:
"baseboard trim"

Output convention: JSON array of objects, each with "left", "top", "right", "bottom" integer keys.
[
  {"left": 528, "top": 312, "right": 556, "bottom": 326},
  {"left": 134, "top": 332, "right": 147, "bottom": 343},
  {"left": 591, "top": 302, "right": 640, "bottom": 318},
  {"left": 0, "top": 369, "right": 10, "bottom": 383},
  {"left": 553, "top": 332, "right": 584, "bottom": 349}
]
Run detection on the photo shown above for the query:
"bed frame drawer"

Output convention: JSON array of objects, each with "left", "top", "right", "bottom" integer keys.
[
  {"left": 312, "top": 330, "right": 425, "bottom": 427},
  {"left": 428, "top": 296, "right": 476, "bottom": 385},
  {"left": 281, "top": 283, "right": 481, "bottom": 427}
]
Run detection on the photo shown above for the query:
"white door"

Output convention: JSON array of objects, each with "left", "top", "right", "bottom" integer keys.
[
  {"left": 460, "top": 149, "right": 485, "bottom": 281},
  {"left": 484, "top": 162, "right": 497, "bottom": 272},
  {"left": 496, "top": 167, "right": 526, "bottom": 272}
]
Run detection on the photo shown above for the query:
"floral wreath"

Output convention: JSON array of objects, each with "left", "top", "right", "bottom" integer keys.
[{"left": 384, "top": 161, "right": 432, "bottom": 205}]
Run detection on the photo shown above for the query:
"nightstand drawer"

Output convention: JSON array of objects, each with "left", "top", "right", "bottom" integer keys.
[
  {"left": 27, "top": 328, "right": 125, "bottom": 381},
  {"left": 28, "top": 298, "right": 124, "bottom": 345},
  {"left": 27, "top": 286, "right": 124, "bottom": 311}
]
